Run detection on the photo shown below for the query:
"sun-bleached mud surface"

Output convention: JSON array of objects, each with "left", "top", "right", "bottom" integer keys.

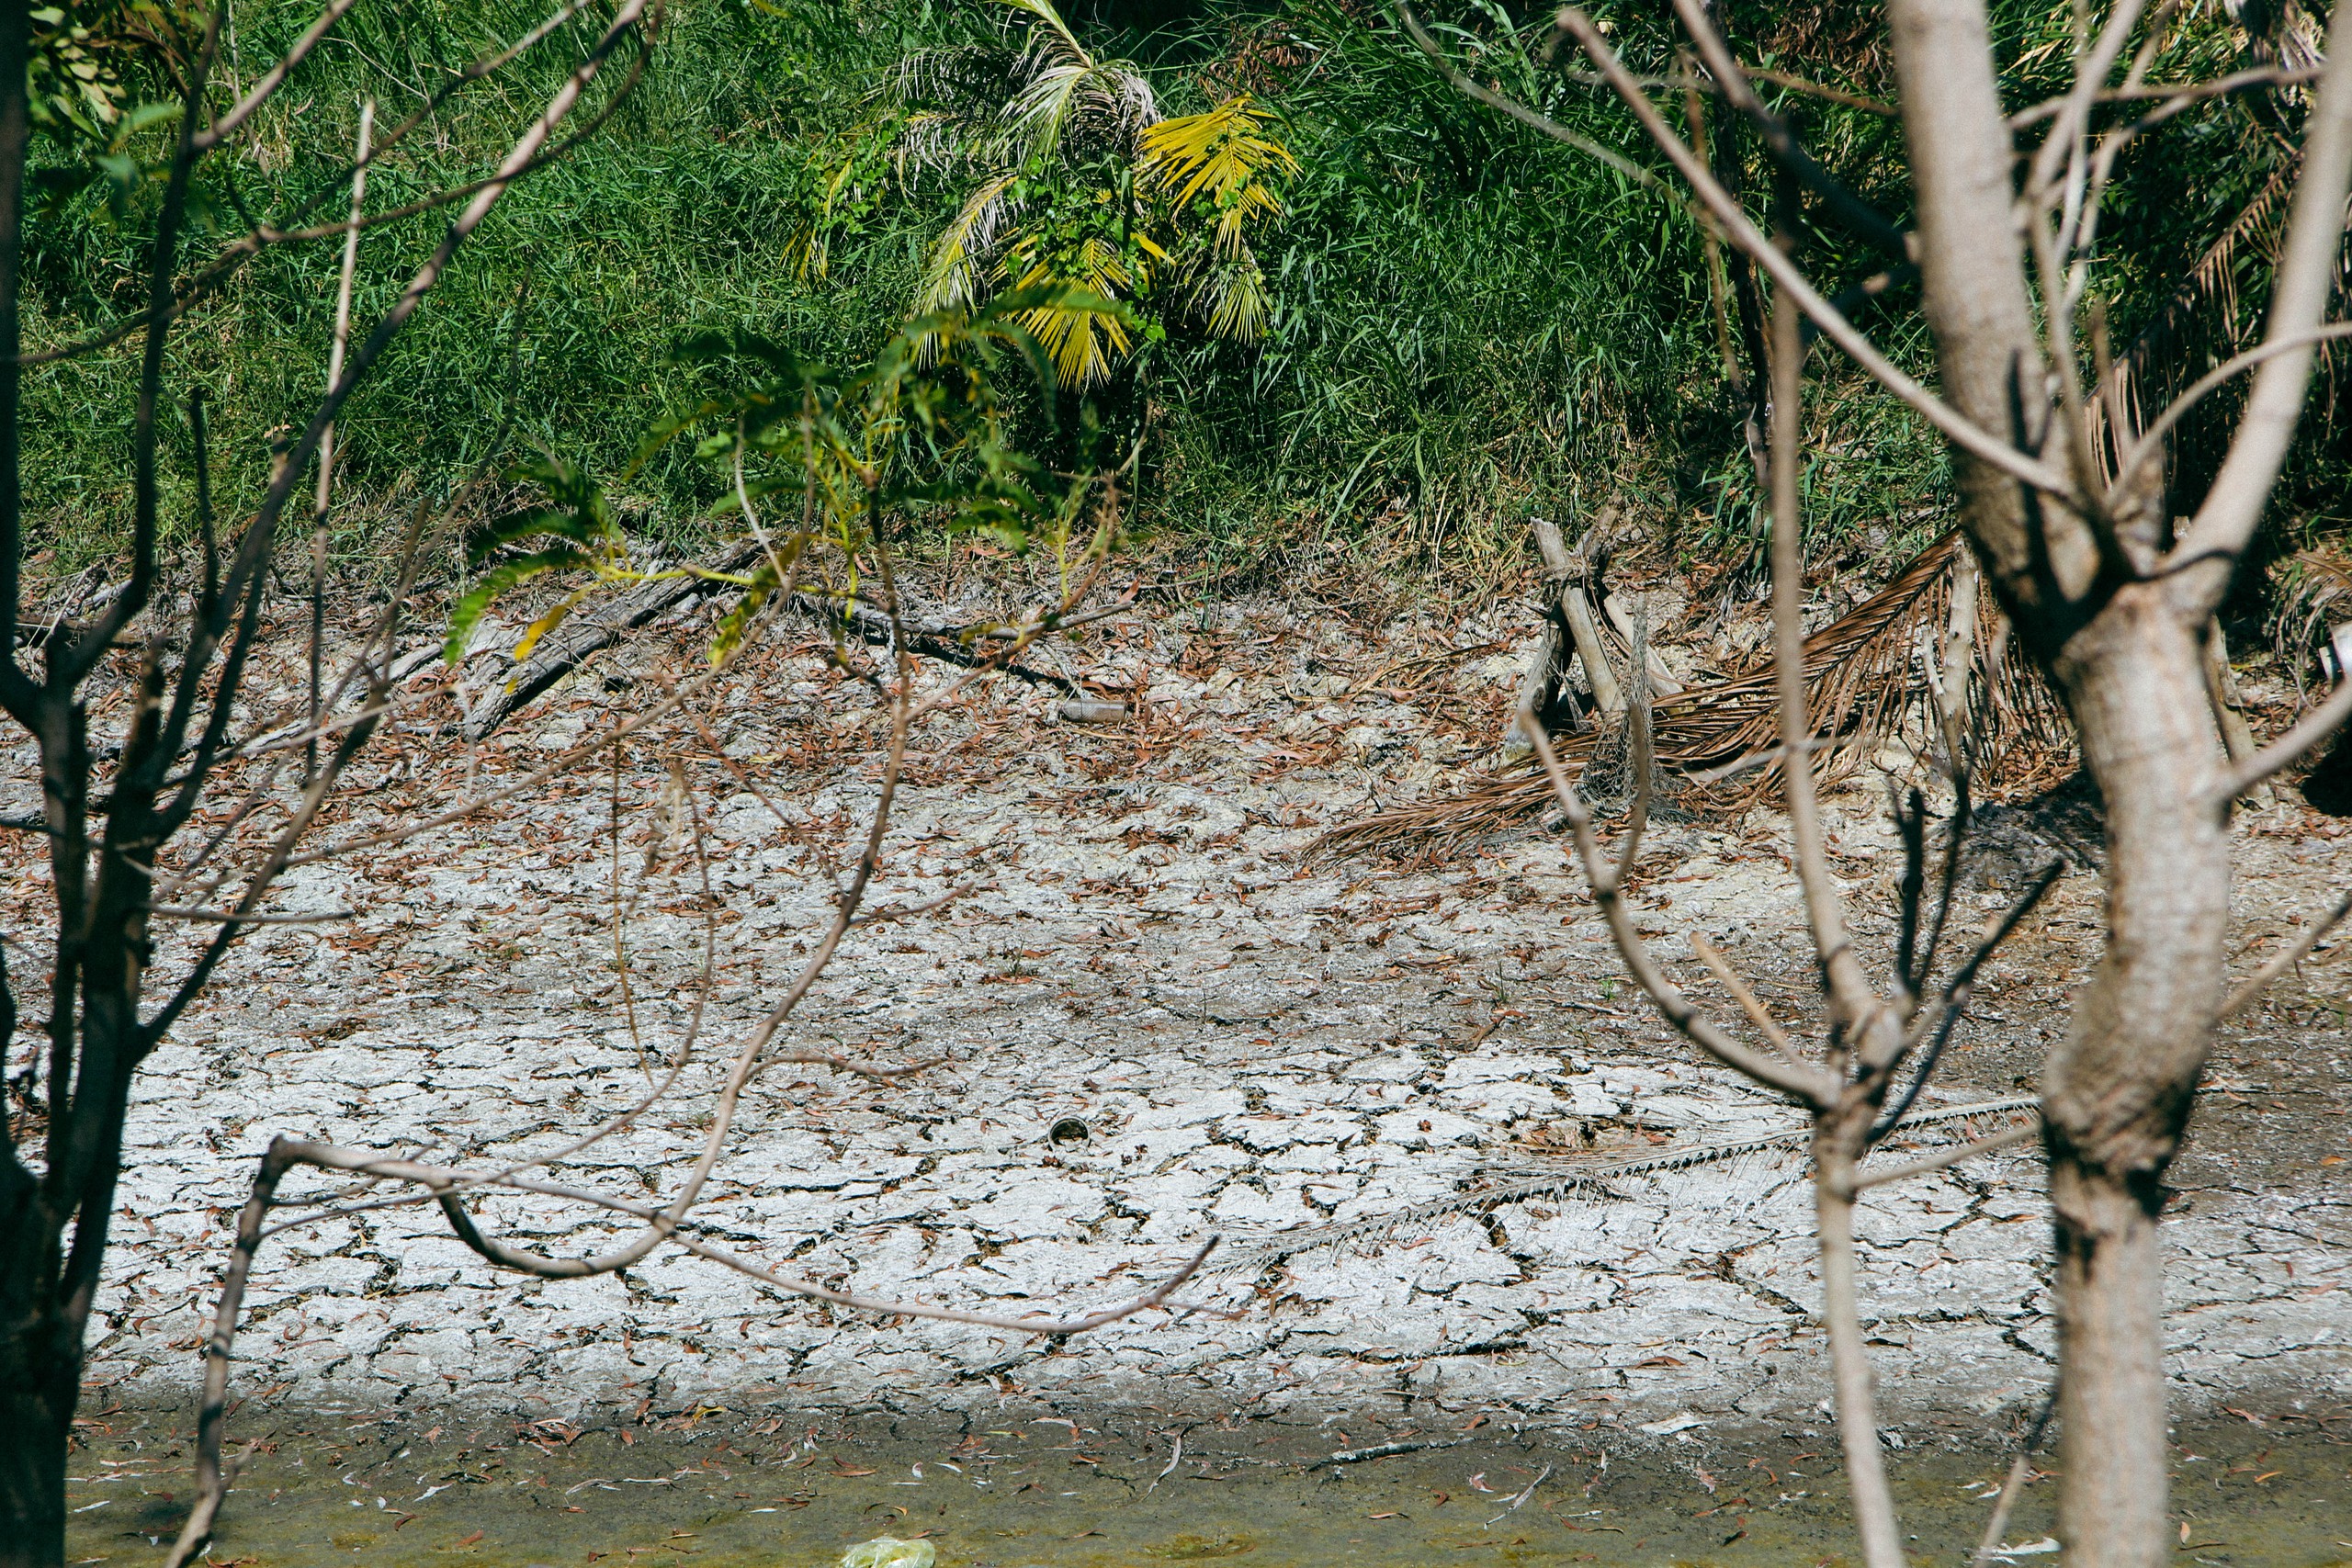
[{"left": 23, "top": 582, "right": 2349, "bottom": 1443}]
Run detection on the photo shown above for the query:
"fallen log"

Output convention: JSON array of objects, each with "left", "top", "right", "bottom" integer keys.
[
  {"left": 459, "top": 541, "right": 1082, "bottom": 740},
  {"left": 460, "top": 541, "right": 762, "bottom": 740},
  {"left": 790, "top": 592, "right": 1084, "bottom": 703}
]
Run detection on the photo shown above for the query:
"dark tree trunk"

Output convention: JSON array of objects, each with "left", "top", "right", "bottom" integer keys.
[{"left": 0, "top": 1174, "right": 76, "bottom": 1568}]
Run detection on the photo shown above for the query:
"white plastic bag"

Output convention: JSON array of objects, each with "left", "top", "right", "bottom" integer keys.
[{"left": 840, "top": 1538, "right": 935, "bottom": 1568}]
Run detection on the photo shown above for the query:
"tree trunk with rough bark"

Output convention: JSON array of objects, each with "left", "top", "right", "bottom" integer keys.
[
  {"left": 2040, "top": 600, "right": 2228, "bottom": 1563},
  {"left": 1883, "top": 6, "right": 2241, "bottom": 1563}
]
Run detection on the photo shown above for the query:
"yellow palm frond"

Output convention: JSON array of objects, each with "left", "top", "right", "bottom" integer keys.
[
  {"left": 1193, "top": 255, "right": 1272, "bottom": 341},
  {"left": 1136, "top": 96, "right": 1294, "bottom": 341},
  {"left": 1001, "top": 234, "right": 1146, "bottom": 389},
  {"left": 1136, "top": 95, "right": 1298, "bottom": 224}
]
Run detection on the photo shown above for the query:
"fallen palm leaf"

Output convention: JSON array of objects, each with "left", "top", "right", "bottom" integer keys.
[{"left": 1308, "top": 530, "right": 2073, "bottom": 863}]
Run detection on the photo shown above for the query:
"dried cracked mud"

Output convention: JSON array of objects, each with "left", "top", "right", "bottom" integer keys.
[{"left": 17, "top": 581, "right": 2349, "bottom": 1458}]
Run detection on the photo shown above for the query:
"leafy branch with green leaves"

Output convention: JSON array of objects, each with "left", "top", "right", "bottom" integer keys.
[{"left": 447, "top": 287, "right": 1124, "bottom": 670}]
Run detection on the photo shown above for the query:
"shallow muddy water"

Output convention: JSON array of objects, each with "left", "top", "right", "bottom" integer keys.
[{"left": 66, "top": 1407, "right": 2351, "bottom": 1566}]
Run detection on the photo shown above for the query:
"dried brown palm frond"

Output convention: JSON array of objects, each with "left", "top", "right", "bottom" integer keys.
[
  {"left": 1307, "top": 530, "right": 2075, "bottom": 864},
  {"left": 2269, "top": 543, "right": 2352, "bottom": 694}
]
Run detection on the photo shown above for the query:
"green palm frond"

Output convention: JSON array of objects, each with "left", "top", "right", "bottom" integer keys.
[
  {"left": 879, "top": 20, "right": 1289, "bottom": 375},
  {"left": 1001, "top": 58, "right": 1100, "bottom": 167},
  {"left": 916, "top": 170, "right": 1024, "bottom": 315},
  {"left": 994, "top": 0, "right": 1089, "bottom": 65},
  {"left": 1001, "top": 56, "right": 1156, "bottom": 169}
]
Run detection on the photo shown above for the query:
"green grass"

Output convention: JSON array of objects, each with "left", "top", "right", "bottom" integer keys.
[
  {"left": 19, "top": 0, "right": 2342, "bottom": 600},
  {"left": 22, "top": 0, "right": 921, "bottom": 569}
]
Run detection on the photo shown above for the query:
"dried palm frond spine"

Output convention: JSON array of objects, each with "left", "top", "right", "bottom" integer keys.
[{"left": 1210, "top": 1096, "right": 2040, "bottom": 1273}]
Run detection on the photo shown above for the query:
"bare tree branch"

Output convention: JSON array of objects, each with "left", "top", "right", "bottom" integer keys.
[
  {"left": 1393, "top": 4, "right": 1675, "bottom": 197},
  {"left": 2219, "top": 887, "right": 2352, "bottom": 1020},
  {"left": 191, "top": 0, "right": 358, "bottom": 152},
  {"left": 2167, "top": 23, "right": 2352, "bottom": 611},
  {"left": 1521, "top": 706, "right": 1836, "bottom": 1108},
  {"left": 1853, "top": 1120, "right": 2041, "bottom": 1190},
  {"left": 1766, "top": 278, "right": 1875, "bottom": 1035},
  {"left": 1689, "top": 931, "right": 1800, "bottom": 1062},
  {"left": 2008, "top": 62, "right": 2321, "bottom": 129},
  {"left": 2208, "top": 676, "right": 2352, "bottom": 807},
  {"left": 1551, "top": 8, "right": 2077, "bottom": 506},
  {"left": 2109, "top": 323, "right": 2352, "bottom": 514},
  {"left": 1667, "top": 0, "right": 1909, "bottom": 256}
]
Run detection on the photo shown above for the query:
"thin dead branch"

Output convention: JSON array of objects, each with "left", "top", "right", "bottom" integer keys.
[{"left": 2219, "top": 887, "right": 2352, "bottom": 1020}]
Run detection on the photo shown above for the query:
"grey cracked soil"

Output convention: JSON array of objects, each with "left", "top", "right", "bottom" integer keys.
[{"left": 15, "top": 584, "right": 2349, "bottom": 1548}]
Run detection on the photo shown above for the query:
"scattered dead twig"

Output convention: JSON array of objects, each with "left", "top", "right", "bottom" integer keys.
[
  {"left": 1328, "top": 1436, "right": 1475, "bottom": 1465},
  {"left": 164, "top": 465, "right": 1143, "bottom": 1568},
  {"left": 1486, "top": 1463, "right": 1553, "bottom": 1528},
  {"left": 1971, "top": 1391, "right": 2060, "bottom": 1568}
]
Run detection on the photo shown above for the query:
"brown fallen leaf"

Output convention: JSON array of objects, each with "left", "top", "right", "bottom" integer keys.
[
  {"left": 1370, "top": 1511, "right": 1410, "bottom": 1519},
  {"left": 456, "top": 1529, "right": 484, "bottom": 1547}
]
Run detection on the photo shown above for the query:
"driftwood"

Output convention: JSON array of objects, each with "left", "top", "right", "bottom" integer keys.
[
  {"left": 459, "top": 542, "right": 1080, "bottom": 739},
  {"left": 790, "top": 592, "right": 1084, "bottom": 701},
  {"left": 1509, "top": 506, "right": 1690, "bottom": 749},
  {"left": 1511, "top": 512, "right": 1622, "bottom": 735},
  {"left": 459, "top": 541, "right": 764, "bottom": 739}
]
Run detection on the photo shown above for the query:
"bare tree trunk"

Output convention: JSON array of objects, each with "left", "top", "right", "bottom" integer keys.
[
  {"left": 2041, "top": 601, "right": 2226, "bottom": 1566},
  {"left": 1815, "top": 1144, "right": 1905, "bottom": 1568},
  {"left": 1881, "top": 9, "right": 2218, "bottom": 1563}
]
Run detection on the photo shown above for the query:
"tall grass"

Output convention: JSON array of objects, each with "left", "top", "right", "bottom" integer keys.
[{"left": 21, "top": 0, "right": 922, "bottom": 570}]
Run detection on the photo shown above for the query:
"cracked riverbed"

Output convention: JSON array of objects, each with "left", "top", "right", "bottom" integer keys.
[{"left": 15, "top": 581, "right": 2347, "bottom": 1452}]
